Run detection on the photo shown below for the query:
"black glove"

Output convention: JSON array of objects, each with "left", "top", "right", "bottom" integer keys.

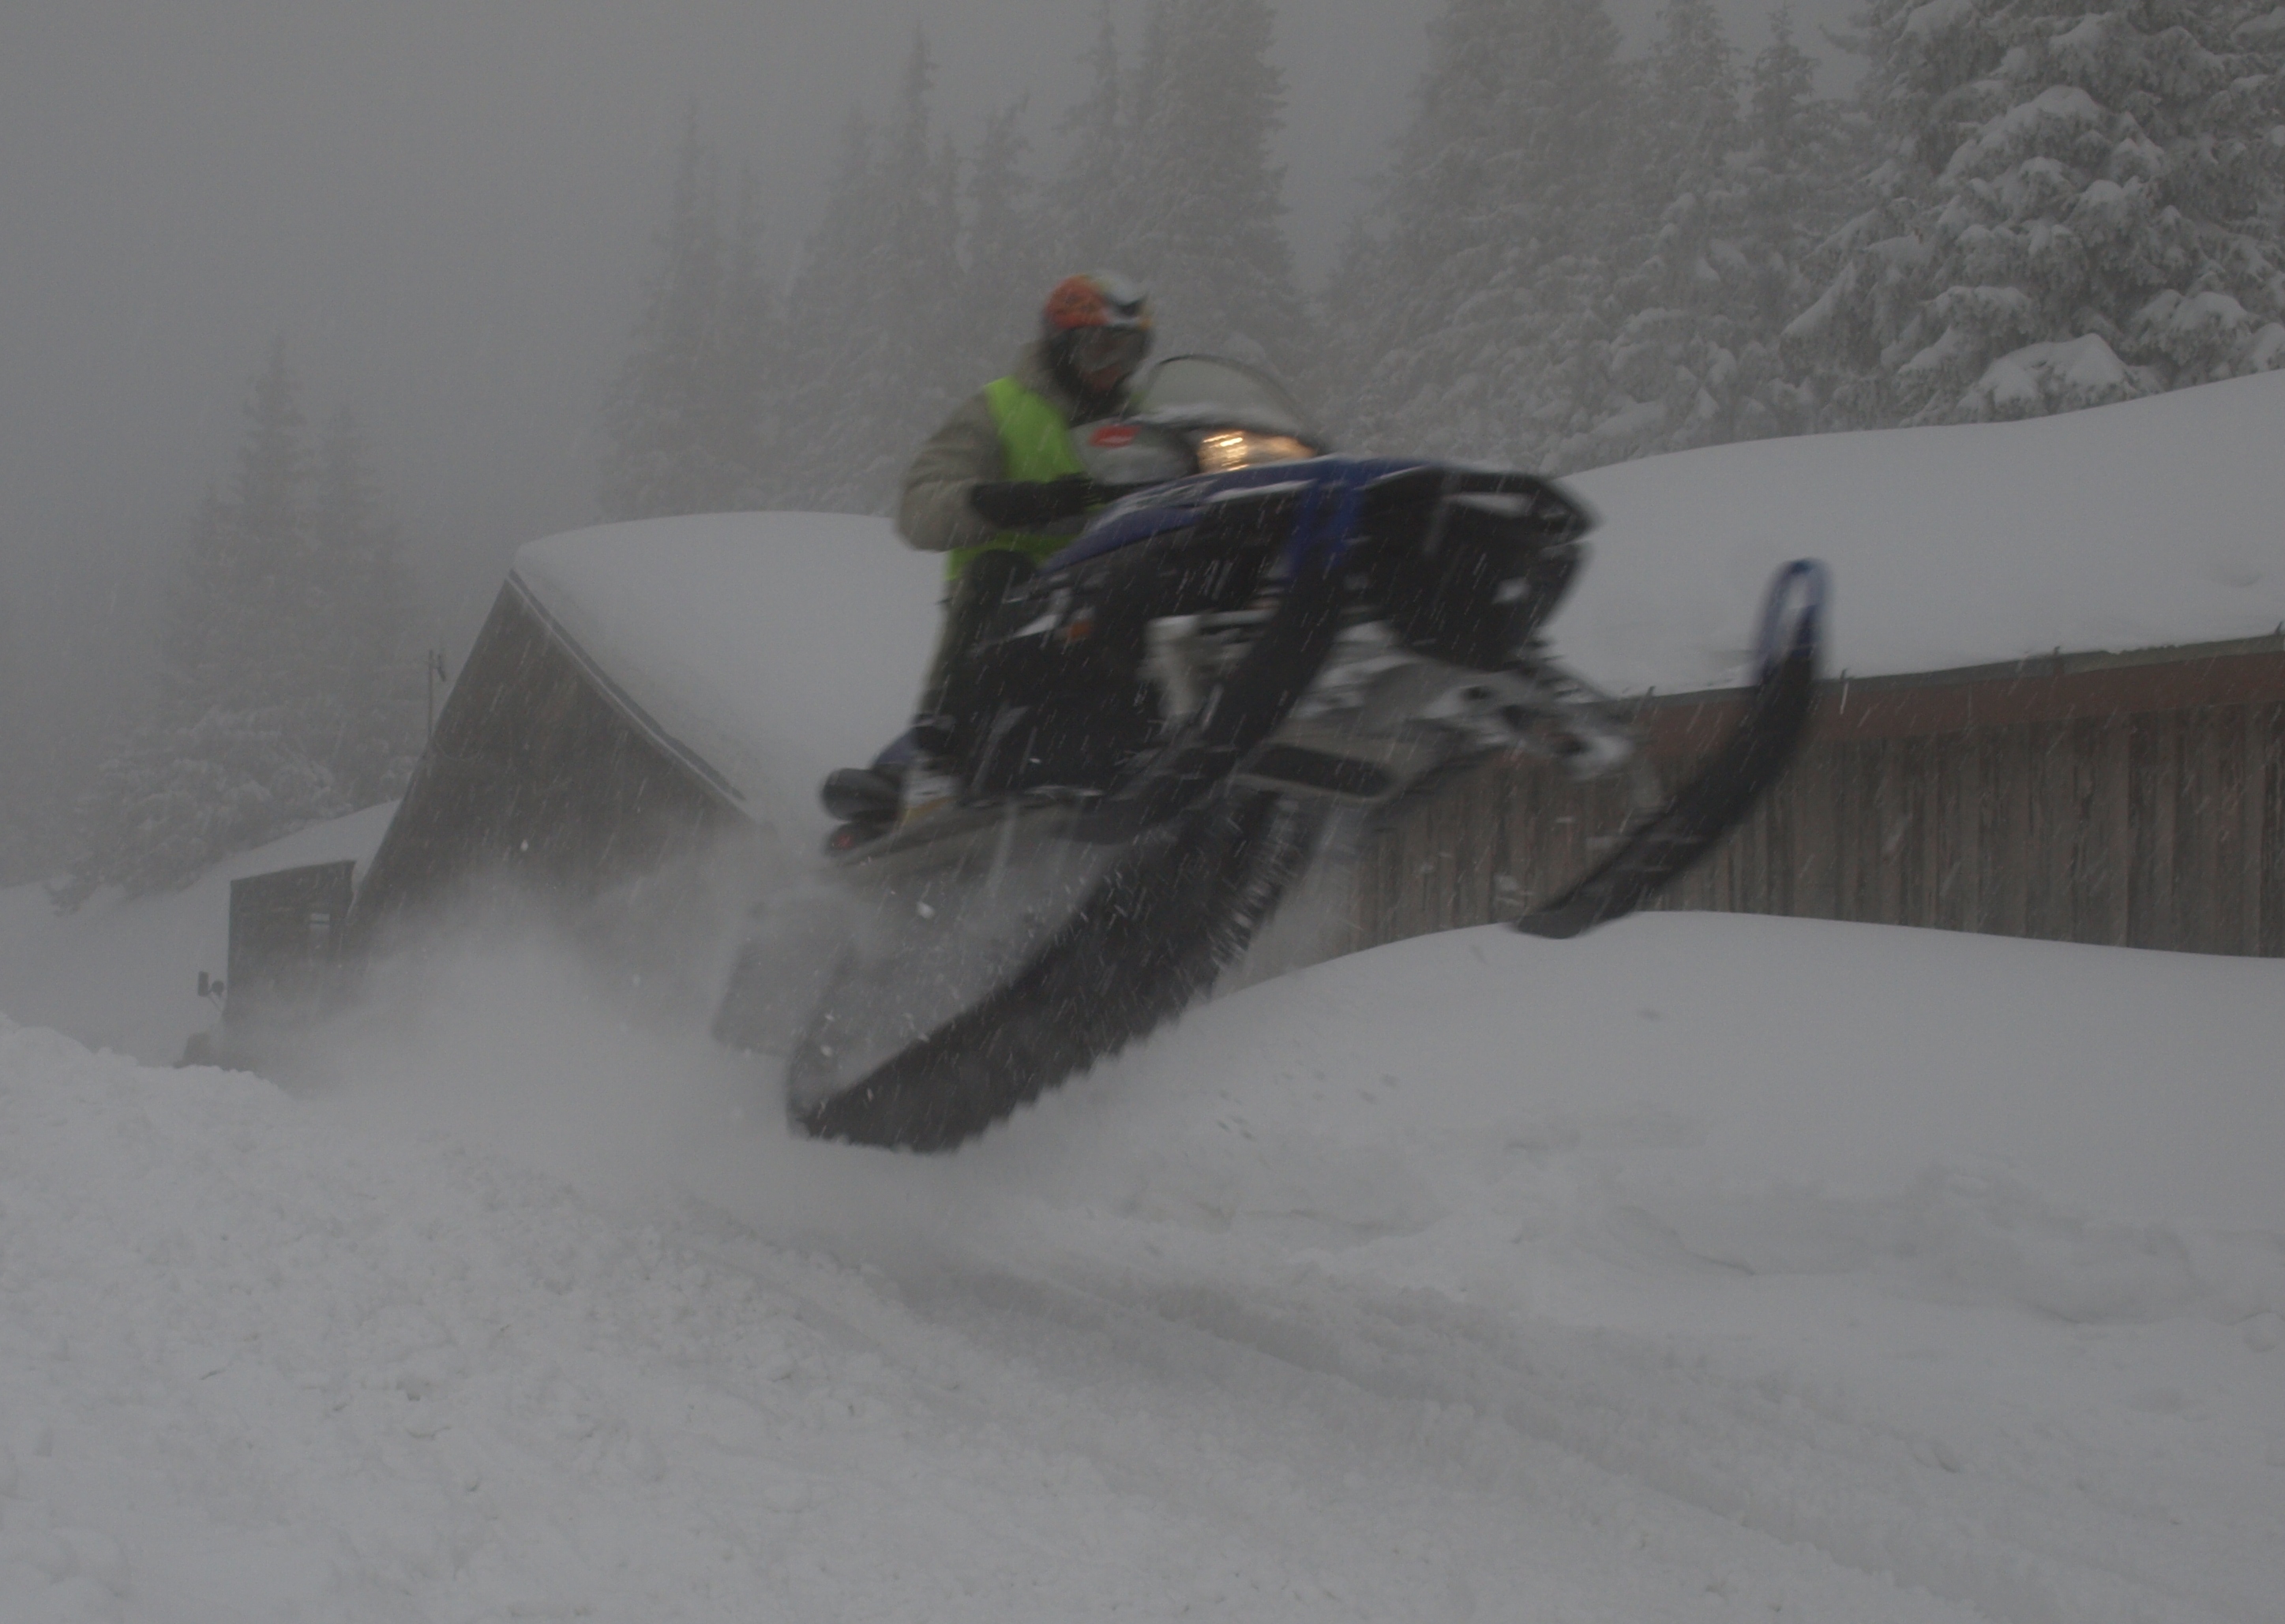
[{"left": 967, "top": 475, "right": 1097, "bottom": 530}]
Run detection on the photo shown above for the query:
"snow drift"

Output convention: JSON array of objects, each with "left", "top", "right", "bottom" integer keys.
[{"left": 1, "top": 913, "right": 2280, "bottom": 1621}]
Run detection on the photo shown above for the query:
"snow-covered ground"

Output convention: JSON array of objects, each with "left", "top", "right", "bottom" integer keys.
[{"left": 2, "top": 911, "right": 2280, "bottom": 1622}]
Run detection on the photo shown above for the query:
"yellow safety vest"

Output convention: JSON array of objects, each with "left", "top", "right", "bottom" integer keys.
[{"left": 946, "top": 376, "right": 1089, "bottom": 581}]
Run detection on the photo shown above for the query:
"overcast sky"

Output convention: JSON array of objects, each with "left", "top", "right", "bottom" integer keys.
[{"left": 0, "top": 0, "right": 1855, "bottom": 645}]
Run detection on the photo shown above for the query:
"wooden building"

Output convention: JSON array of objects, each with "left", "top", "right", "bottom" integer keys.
[
  {"left": 1350, "top": 632, "right": 2285, "bottom": 959},
  {"left": 340, "top": 576, "right": 751, "bottom": 956}
]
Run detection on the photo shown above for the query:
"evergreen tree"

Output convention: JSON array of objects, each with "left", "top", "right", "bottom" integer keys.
[
  {"left": 959, "top": 100, "right": 1045, "bottom": 381},
  {"left": 65, "top": 347, "right": 422, "bottom": 901},
  {"left": 777, "top": 33, "right": 967, "bottom": 512},
  {"left": 1045, "top": 11, "right": 1131, "bottom": 270},
  {"left": 719, "top": 165, "right": 786, "bottom": 504},
  {"left": 1737, "top": 10, "right": 1869, "bottom": 366},
  {"left": 1122, "top": 0, "right": 1309, "bottom": 374},
  {"left": 69, "top": 474, "right": 343, "bottom": 902},
  {"left": 1788, "top": 0, "right": 2285, "bottom": 426},
  {"left": 599, "top": 118, "right": 782, "bottom": 518},
  {"left": 1575, "top": 4, "right": 1869, "bottom": 459},
  {"left": 1573, "top": 0, "right": 1753, "bottom": 461},
  {"left": 1034, "top": 2, "right": 1308, "bottom": 378},
  {"left": 1323, "top": 0, "right": 1627, "bottom": 467},
  {"left": 775, "top": 113, "right": 889, "bottom": 511}
]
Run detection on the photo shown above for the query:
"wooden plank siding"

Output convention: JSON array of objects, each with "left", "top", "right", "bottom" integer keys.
[
  {"left": 343, "top": 583, "right": 749, "bottom": 955},
  {"left": 1349, "top": 637, "right": 2285, "bottom": 959}
]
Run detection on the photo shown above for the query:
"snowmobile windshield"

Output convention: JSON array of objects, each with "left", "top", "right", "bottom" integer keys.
[
  {"left": 1133, "top": 356, "right": 1320, "bottom": 445},
  {"left": 1074, "top": 356, "right": 1327, "bottom": 485}
]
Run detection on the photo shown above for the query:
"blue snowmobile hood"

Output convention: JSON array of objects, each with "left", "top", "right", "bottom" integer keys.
[{"left": 1041, "top": 456, "right": 1451, "bottom": 575}]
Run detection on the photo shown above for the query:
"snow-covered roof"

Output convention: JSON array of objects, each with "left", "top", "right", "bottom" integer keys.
[
  {"left": 508, "top": 512, "right": 940, "bottom": 837},
  {"left": 1562, "top": 369, "right": 2285, "bottom": 694}
]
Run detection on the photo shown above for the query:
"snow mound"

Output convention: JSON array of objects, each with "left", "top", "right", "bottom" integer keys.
[
  {"left": 2, "top": 913, "right": 2282, "bottom": 1619},
  {"left": 960, "top": 914, "right": 2285, "bottom": 1312}
]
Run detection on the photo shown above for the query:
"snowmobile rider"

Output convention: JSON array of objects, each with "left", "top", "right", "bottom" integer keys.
[{"left": 893, "top": 270, "right": 1154, "bottom": 791}]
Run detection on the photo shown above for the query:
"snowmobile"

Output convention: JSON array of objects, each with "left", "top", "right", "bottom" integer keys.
[{"left": 714, "top": 356, "right": 1829, "bottom": 1153}]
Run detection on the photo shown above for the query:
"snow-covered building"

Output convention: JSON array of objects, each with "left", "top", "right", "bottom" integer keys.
[{"left": 1362, "top": 372, "right": 2285, "bottom": 957}]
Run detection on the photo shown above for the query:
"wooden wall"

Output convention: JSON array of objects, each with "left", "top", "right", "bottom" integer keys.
[
  {"left": 1351, "top": 637, "right": 2285, "bottom": 959},
  {"left": 343, "top": 581, "right": 747, "bottom": 954}
]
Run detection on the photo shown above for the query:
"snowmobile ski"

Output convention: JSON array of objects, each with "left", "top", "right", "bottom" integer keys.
[{"left": 1513, "top": 559, "right": 1826, "bottom": 940}]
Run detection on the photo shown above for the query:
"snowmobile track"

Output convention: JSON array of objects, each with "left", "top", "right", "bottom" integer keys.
[{"left": 790, "top": 789, "right": 1322, "bottom": 1153}]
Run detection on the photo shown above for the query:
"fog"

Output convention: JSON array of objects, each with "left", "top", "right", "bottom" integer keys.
[{"left": 0, "top": 0, "right": 1852, "bottom": 877}]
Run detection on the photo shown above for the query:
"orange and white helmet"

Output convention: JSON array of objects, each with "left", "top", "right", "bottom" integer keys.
[{"left": 1041, "top": 271, "right": 1154, "bottom": 381}]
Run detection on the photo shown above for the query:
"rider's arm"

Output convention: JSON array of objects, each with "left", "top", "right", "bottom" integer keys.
[{"left": 896, "top": 391, "right": 1004, "bottom": 553}]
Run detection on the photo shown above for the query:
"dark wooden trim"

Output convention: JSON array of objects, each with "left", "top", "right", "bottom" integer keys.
[
  {"left": 1634, "top": 637, "right": 2285, "bottom": 755},
  {"left": 1355, "top": 637, "right": 2285, "bottom": 960}
]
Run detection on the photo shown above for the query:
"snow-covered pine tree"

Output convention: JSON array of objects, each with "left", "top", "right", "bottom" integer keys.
[
  {"left": 1788, "top": 0, "right": 2285, "bottom": 426},
  {"left": 1323, "top": 0, "right": 1626, "bottom": 467},
  {"left": 1575, "top": 4, "right": 1870, "bottom": 459},
  {"left": 1118, "top": 0, "right": 1309, "bottom": 377},
  {"left": 66, "top": 348, "right": 425, "bottom": 901},
  {"left": 1570, "top": 0, "right": 1754, "bottom": 463},
  {"left": 1032, "top": 2, "right": 1307, "bottom": 380},
  {"left": 1731, "top": 9, "right": 1870, "bottom": 433},
  {"left": 66, "top": 353, "right": 340, "bottom": 901},
  {"left": 1044, "top": 11, "right": 1132, "bottom": 273},
  {"left": 777, "top": 33, "right": 967, "bottom": 512},
  {"left": 775, "top": 114, "right": 886, "bottom": 510},
  {"left": 599, "top": 118, "right": 782, "bottom": 519},
  {"left": 958, "top": 101, "right": 1047, "bottom": 384},
  {"left": 222, "top": 341, "right": 316, "bottom": 712}
]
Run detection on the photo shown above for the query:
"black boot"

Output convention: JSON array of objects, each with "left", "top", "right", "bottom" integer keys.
[{"left": 820, "top": 767, "right": 902, "bottom": 826}]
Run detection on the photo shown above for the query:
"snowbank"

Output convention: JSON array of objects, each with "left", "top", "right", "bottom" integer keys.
[
  {"left": 1563, "top": 369, "right": 2285, "bottom": 692},
  {"left": 2, "top": 913, "right": 2279, "bottom": 1621}
]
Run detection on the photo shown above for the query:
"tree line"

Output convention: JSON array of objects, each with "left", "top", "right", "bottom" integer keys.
[
  {"left": 54, "top": 344, "right": 423, "bottom": 901},
  {"left": 605, "top": 0, "right": 2284, "bottom": 516}
]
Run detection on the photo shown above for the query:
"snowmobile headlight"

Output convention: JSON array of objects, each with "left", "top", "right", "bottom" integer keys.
[{"left": 1195, "top": 429, "right": 1316, "bottom": 472}]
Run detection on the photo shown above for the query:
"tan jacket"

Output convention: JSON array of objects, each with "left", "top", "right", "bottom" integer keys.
[{"left": 895, "top": 341, "right": 1127, "bottom": 553}]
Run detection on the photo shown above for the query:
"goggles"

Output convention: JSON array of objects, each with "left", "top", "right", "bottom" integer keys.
[{"left": 1067, "top": 324, "right": 1151, "bottom": 377}]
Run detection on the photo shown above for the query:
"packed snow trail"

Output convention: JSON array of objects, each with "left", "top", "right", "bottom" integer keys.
[{"left": 2, "top": 914, "right": 2282, "bottom": 1621}]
